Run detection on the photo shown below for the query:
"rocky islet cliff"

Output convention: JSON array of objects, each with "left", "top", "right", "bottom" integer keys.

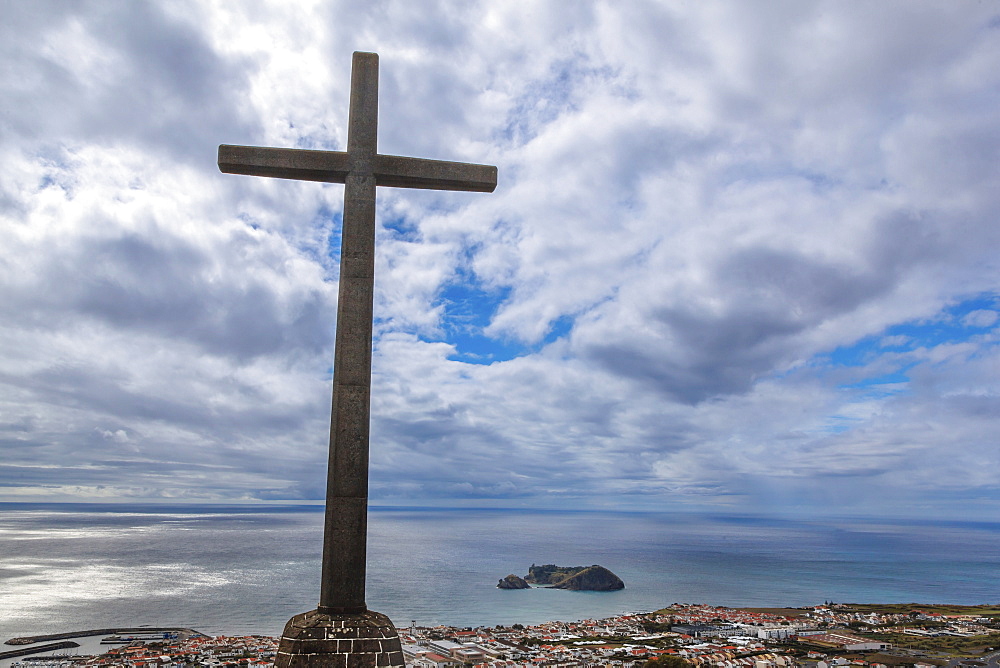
[
  {"left": 497, "top": 564, "right": 624, "bottom": 591},
  {"left": 497, "top": 574, "right": 531, "bottom": 589}
]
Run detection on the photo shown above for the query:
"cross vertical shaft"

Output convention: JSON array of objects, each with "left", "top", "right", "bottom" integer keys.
[
  {"left": 321, "top": 51, "right": 379, "bottom": 613},
  {"left": 218, "top": 49, "right": 495, "bottom": 667}
]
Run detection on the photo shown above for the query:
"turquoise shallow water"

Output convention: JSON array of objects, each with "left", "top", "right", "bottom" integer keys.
[{"left": 1, "top": 504, "right": 998, "bottom": 642}]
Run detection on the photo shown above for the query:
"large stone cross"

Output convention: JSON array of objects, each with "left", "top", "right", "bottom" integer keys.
[{"left": 219, "top": 52, "right": 496, "bottom": 667}]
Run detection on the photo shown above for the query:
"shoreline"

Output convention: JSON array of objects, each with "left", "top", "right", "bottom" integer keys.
[{"left": 7, "top": 603, "right": 1000, "bottom": 643}]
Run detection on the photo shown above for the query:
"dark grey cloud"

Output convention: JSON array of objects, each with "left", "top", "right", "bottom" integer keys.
[
  {"left": 1, "top": 0, "right": 258, "bottom": 164},
  {"left": 577, "top": 243, "right": 893, "bottom": 404}
]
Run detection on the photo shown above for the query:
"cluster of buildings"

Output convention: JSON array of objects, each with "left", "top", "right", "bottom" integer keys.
[
  {"left": 396, "top": 606, "right": 814, "bottom": 668},
  {"left": 396, "top": 602, "right": 997, "bottom": 668},
  {"left": 12, "top": 635, "right": 277, "bottom": 668},
  {"left": 658, "top": 605, "right": 892, "bottom": 650},
  {"left": 12, "top": 603, "right": 997, "bottom": 668},
  {"left": 804, "top": 606, "right": 996, "bottom": 638}
]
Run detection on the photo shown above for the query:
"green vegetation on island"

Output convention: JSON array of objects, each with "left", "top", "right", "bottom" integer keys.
[{"left": 524, "top": 563, "right": 625, "bottom": 590}]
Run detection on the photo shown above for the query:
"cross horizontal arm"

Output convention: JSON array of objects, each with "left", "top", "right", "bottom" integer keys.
[
  {"left": 219, "top": 145, "right": 350, "bottom": 183},
  {"left": 374, "top": 155, "right": 497, "bottom": 192},
  {"left": 219, "top": 144, "right": 497, "bottom": 193}
]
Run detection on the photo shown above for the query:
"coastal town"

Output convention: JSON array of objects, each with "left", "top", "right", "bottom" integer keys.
[{"left": 6, "top": 603, "right": 1000, "bottom": 668}]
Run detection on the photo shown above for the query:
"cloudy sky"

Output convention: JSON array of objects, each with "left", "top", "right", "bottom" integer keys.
[{"left": 2, "top": 1, "right": 998, "bottom": 519}]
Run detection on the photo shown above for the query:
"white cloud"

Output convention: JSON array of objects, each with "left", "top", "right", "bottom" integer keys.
[
  {"left": 1, "top": 1, "right": 999, "bottom": 518},
  {"left": 963, "top": 309, "right": 999, "bottom": 329},
  {"left": 97, "top": 429, "right": 130, "bottom": 444}
]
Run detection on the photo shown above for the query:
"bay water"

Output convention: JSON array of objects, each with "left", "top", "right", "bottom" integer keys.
[{"left": 1, "top": 504, "right": 998, "bottom": 644}]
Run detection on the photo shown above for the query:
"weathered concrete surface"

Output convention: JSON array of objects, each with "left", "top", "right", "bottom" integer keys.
[
  {"left": 218, "top": 145, "right": 350, "bottom": 183},
  {"left": 219, "top": 145, "right": 496, "bottom": 191},
  {"left": 319, "top": 51, "right": 380, "bottom": 614},
  {"left": 274, "top": 610, "right": 404, "bottom": 668}
]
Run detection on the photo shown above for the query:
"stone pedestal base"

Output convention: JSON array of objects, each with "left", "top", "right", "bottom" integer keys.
[{"left": 274, "top": 609, "right": 405, "bottom": 668}]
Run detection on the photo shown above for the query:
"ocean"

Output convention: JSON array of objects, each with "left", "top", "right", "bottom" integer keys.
[{"left": 1, "top": 504, "right": 998, "bottom": 644}]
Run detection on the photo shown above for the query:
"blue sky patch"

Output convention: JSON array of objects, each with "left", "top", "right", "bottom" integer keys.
[
  {"left": 544, "top": 315, "right": 573, "bottom": 345},
  {"left": 427, "top": 274, "right": 573, "bottom": 364},
  {"left": 321, "top": 207, "right": 343, "bottom": 265},
  {"left": 432, "top": 278, "right": 517, "bottom": 363},
  {"left": 820, "top": 294, "right": 998, "bottom": 391},
  {"left": 380, "top": 213, "right": 419, "bottom": 241}
]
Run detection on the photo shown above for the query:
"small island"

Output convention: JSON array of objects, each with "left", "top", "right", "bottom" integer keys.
[
  {"left": 497, "top": 564, "right": 625, "bottom": 591},
  {"left": 497, "top": 574, "right": 531, "bottom": 589}
]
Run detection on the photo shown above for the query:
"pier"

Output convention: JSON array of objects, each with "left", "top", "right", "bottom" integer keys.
[
  {"left": 4, "top": 628, "right": 205, "bottom": 646},
  {"left": 0, "top": 642, "right": 80, "bottom": 661}
]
